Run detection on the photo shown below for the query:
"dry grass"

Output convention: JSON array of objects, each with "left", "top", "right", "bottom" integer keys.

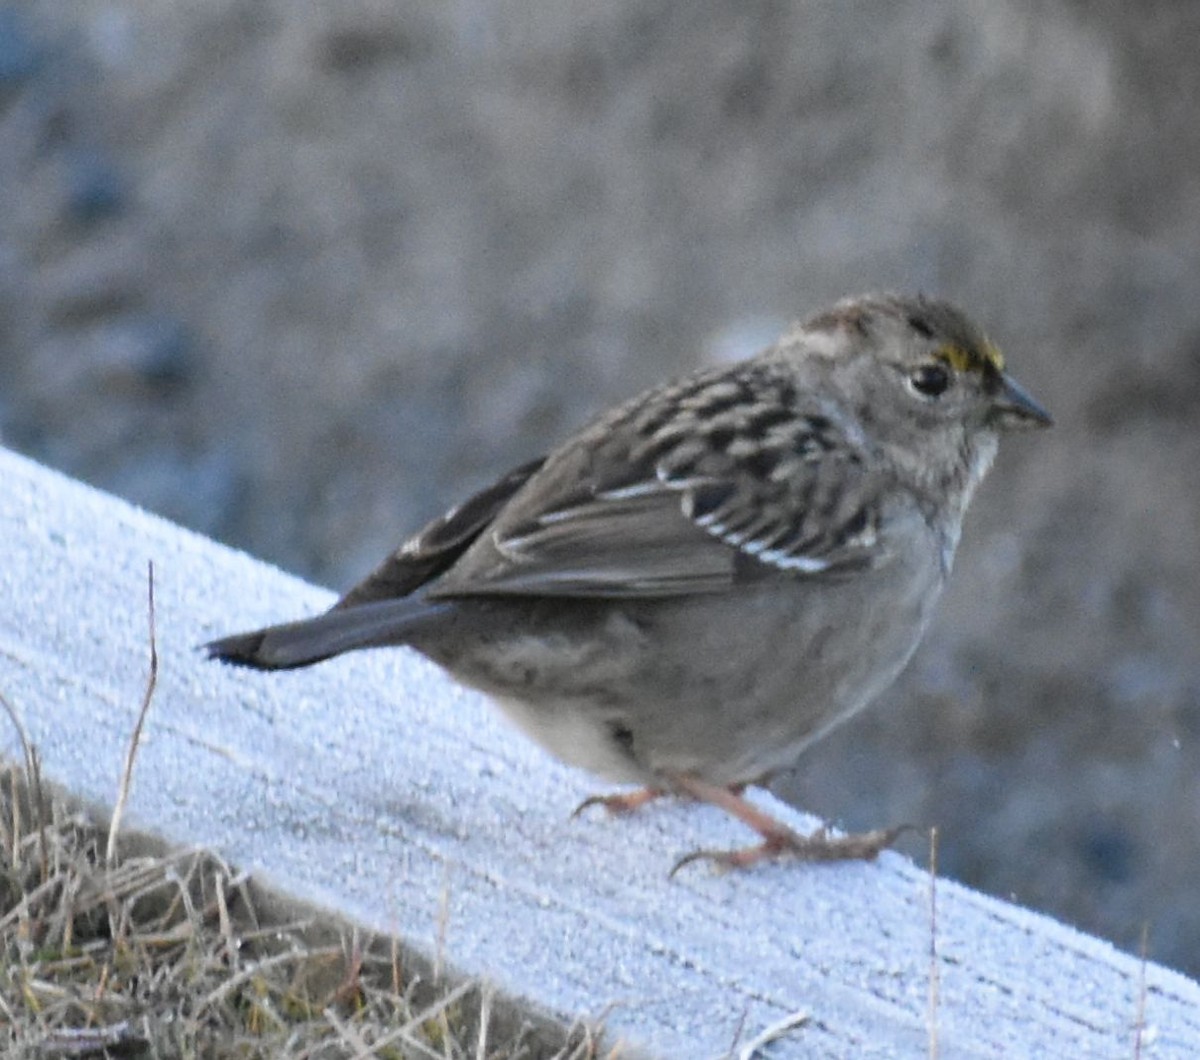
[
  {"left": 1, "top": 568, "right": 604, "bottom": 1058},
  {"left": 0, "top": 756, "right": 603, "bottom": 1059}
]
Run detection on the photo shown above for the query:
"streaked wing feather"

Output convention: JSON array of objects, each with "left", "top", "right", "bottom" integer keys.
[
  {"left": 429, "top": 363, "right": 888, "bottom": 600},
  {"left": 455, "top": 489, "right": 736, "bottom": 596},
  {"left": 333, "top": 457, "right": 547, "bottom": 608}
]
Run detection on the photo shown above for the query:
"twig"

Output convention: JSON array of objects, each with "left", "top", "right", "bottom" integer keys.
[
  {"left": 928, "top": 825, "right": 940, "bottom": 1060},
  {"left": 434, "top": 862, "right": 452, "bottom": 982},
  {"left": 195, "top": 946, "right": 342, "bottom": 1016},
  {"left": 330, "top": 974, "right": 489, "bottom": 1060},
  {"left": 326, "top": 927, "right": 364, "bottom": 1009},
  {"left": 735, "top": 1010, "right": 810, "bottom": 1060},
  {"left": 106, "top": 561, "right": 159, "bottom": 867},
  {"left": 0, "top": 687, "right": 49, "bottom": 880},
  {"left": 375, "top": 977, "right": 477, "bottom": 1056},
  {"left": 214, "top": 865, "right": 237, "bottom": 965},
  {"left": 561, "top": 1003, "right": 617, "bottom": 1060},
  {"left": 391, "top": 934, "right": 403, "bottom": 996},
  {"left": 0, "top": 689, "right": 35, "bottom": 785},
  {"left": 1133, "top": 921, "right": 1149, "bottom": 1060},
  {"left": 476, "top": 983, "right": 492, "bottom": 1060},
  {"left": 322, "top": 1003, "right": 373, "bottom": 1057},
  {"left": 34, "top": 1019, "right": 148, "bottom": 1058}
]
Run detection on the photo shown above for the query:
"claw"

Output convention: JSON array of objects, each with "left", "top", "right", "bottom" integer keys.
[
  {"left": 570, "top": 787, "right": 665, "bottom": 819},
  {"left": 570, "top": 774, "right": 913, "bottom": 875},
  {"left": 670, "top": 824, "right": 913, "bottom": 877},
  {"left": 665, "top": 772, "right": 915, "bottom": 875}
]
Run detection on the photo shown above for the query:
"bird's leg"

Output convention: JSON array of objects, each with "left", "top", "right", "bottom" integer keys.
[
  {"left": 571, "top": 787, "right": 666, "bottom": 818},
  {"left": 571, "top": 780, "right": 747, "bottom": 819},
  {"left": 666, "top": 774, "right": 911, "bottom": 876}
]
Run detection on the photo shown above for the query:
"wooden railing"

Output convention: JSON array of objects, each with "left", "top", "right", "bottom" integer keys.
[{"left": 2, "top": 445, "right": 1197, "bottom": 1058}]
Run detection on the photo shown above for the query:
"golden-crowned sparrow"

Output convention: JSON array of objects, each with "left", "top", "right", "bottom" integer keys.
[{"left": 208, "top": 294, "right": 1051, "bottom": 871}]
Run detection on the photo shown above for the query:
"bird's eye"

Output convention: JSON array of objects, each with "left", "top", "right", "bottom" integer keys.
[{"left": 908, "top": 363, "right": 951, "bottom": 398}]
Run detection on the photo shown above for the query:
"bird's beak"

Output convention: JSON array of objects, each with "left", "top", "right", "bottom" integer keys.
[{"left": 992, "top": 372, "right": 1053, "bottom": 430}]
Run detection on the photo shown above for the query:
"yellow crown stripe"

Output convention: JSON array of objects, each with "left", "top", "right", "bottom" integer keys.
[{"left": 937, "top": 340, "right": 1005, "bottom": 374}]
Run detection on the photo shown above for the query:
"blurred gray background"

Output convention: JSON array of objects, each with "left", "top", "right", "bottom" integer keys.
[{"left": 2, "top": 1, "right": 1197, "bottom": 975}]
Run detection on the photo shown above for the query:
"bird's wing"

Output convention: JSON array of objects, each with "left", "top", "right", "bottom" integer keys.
[
  {"left": 430, "top": 363, "right": 893, "bottom": 599},
  {"left": 333, "top": 458, "right": 547, "bottom": 608}
]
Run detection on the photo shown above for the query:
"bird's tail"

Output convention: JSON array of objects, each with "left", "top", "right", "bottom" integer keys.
[{"left": 205, "top": 597, "right": 454, "bottom": 670}]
